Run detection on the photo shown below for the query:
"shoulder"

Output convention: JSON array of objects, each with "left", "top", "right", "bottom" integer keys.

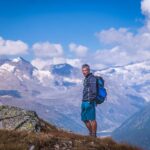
[{"left": 89, "top": 74, "right": 96, "bottom": 82}]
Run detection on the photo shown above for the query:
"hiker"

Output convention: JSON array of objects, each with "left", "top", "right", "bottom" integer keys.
[{"left": 81, "top": 64, "right": 97, "bottom": 138}]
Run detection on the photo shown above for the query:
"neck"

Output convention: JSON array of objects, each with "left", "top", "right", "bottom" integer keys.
[{"left": 85, "top": 72, "right": 91, "bottom": 77}]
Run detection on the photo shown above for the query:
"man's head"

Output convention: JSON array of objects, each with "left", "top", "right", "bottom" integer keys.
[{"left": 82, "top": 64, "right": 90, "bottom": 77}]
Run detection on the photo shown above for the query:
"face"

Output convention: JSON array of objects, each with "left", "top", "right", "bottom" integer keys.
[{"left": 82, "top": 67, "right": 90, "bottom": 77}]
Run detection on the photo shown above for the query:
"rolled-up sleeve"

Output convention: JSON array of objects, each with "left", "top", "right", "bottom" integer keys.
[{"left": 88, "top": 76, "right": 97, "bottom": 102}]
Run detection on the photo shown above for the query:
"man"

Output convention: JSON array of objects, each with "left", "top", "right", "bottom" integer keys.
[{"left": 81, "top": 64, "right": 97, "bottom": 137}]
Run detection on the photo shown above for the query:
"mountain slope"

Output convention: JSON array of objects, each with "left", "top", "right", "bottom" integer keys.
[
  {"left": 112, "top": 103, "right": 150, "bottom": 150},
  {"left": 0, "top": 105, "right": 142, "bottom": 150}
]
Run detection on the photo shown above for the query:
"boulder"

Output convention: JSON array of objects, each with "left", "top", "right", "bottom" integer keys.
[{"left": 0, "top": 105, "right": 42, "bottom": 132}]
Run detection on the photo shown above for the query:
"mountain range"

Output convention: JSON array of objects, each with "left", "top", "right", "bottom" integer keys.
[
  {"left": 112, "top": 103, "right": 150, "bottom": 150},
  {"left": 0, "top": 56, "right": 149, "bottom": 136}
]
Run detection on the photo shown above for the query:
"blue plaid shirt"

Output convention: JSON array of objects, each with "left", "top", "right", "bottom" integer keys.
[{"left": 82, "top": 72, "right": 97, "bottom": 102}]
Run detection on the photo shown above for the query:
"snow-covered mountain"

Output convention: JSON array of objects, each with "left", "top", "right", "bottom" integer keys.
[{"left": 0, "top": 56, "right": 149, "bottom": 135}]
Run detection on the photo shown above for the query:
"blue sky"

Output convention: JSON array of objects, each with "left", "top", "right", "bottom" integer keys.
[{"left": 0, "top": 0, "right": 149, "bottom": 69}]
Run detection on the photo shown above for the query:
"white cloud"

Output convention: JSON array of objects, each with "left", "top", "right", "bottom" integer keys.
[
  {"left": 95, "top": 28, "right": 150, "bottom": 66},
  {"left": 141, "top": 0, "right": 150, "bottom": 17},
  {"left": 31, "top": 57, "right": 67, "bottom": 70},
  {"left": 69, "top": 43, "right": 88, "bottom": 57},
  {"left": 31, "top": 41, "right": 66, "bottom": 69},
  {"left": 32, "top": 42, "right": 63, "bottom": 58},
  {"left": 94, "top": 0, "right": 150, "bottom": 67},
  {"left": 66, "top": 58, "right": 82, "bottom": 67},
  {"left": 97, "top": 27, "right": 150, "bottom": 51},
  {"left": 0, "top": 36, "right": 28, "bottom": 56},
  {"left": 31, "top": 41, "right": 85, "bottom": 69},
  {"left": 52, "top": 57, "right": 66, "bottom": 64},
  {"left": 141, "top": 0, "right": 150, "bottom": 31},
  {"left": 31, "top": 58, "right": 51, "bottom": 70},
  {"left": 31, "top": 57, "right": 83, "bottom": 69},
  {"left": 96, "top": 28, "right": 132, "bottom": 46},
  {"left": 92, "top": 46, "right": 150, "bottom": 67}
]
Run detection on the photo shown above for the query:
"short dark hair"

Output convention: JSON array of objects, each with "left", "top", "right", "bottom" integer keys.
[{"left": 82, "top": 64, "right": 90, "bottom": 70}]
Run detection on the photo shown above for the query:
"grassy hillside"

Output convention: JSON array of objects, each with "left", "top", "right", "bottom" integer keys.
[{"left": 0, "top": 118, "right": 142, "bottom": 150}]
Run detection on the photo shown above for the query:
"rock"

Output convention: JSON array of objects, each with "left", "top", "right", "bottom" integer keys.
[
  {"left": 0, "top": 105, "right": 43, "bottom": 132},
  {"left": 54, "top": 144, "right": 60, "bottom": 150},
  {"left": 29, "top": 145, "right": 35, "bottom": 150}
]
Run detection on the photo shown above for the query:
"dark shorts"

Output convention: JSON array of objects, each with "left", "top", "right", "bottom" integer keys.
[{"left": 81, "top": 100, "right": 96, "bottom": 121}]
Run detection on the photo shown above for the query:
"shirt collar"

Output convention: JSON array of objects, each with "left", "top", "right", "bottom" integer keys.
[{"left": 85, "top": 72, "right": 92, "bottom": 78}]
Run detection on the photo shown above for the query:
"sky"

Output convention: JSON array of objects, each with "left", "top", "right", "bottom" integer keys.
[{"left": 0, "top": 0, "right": 150, "bottom": 69}]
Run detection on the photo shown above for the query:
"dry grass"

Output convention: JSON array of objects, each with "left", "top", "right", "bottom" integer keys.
[{"left": 0, "top": 118, "right": 143, "bottom": 150}]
